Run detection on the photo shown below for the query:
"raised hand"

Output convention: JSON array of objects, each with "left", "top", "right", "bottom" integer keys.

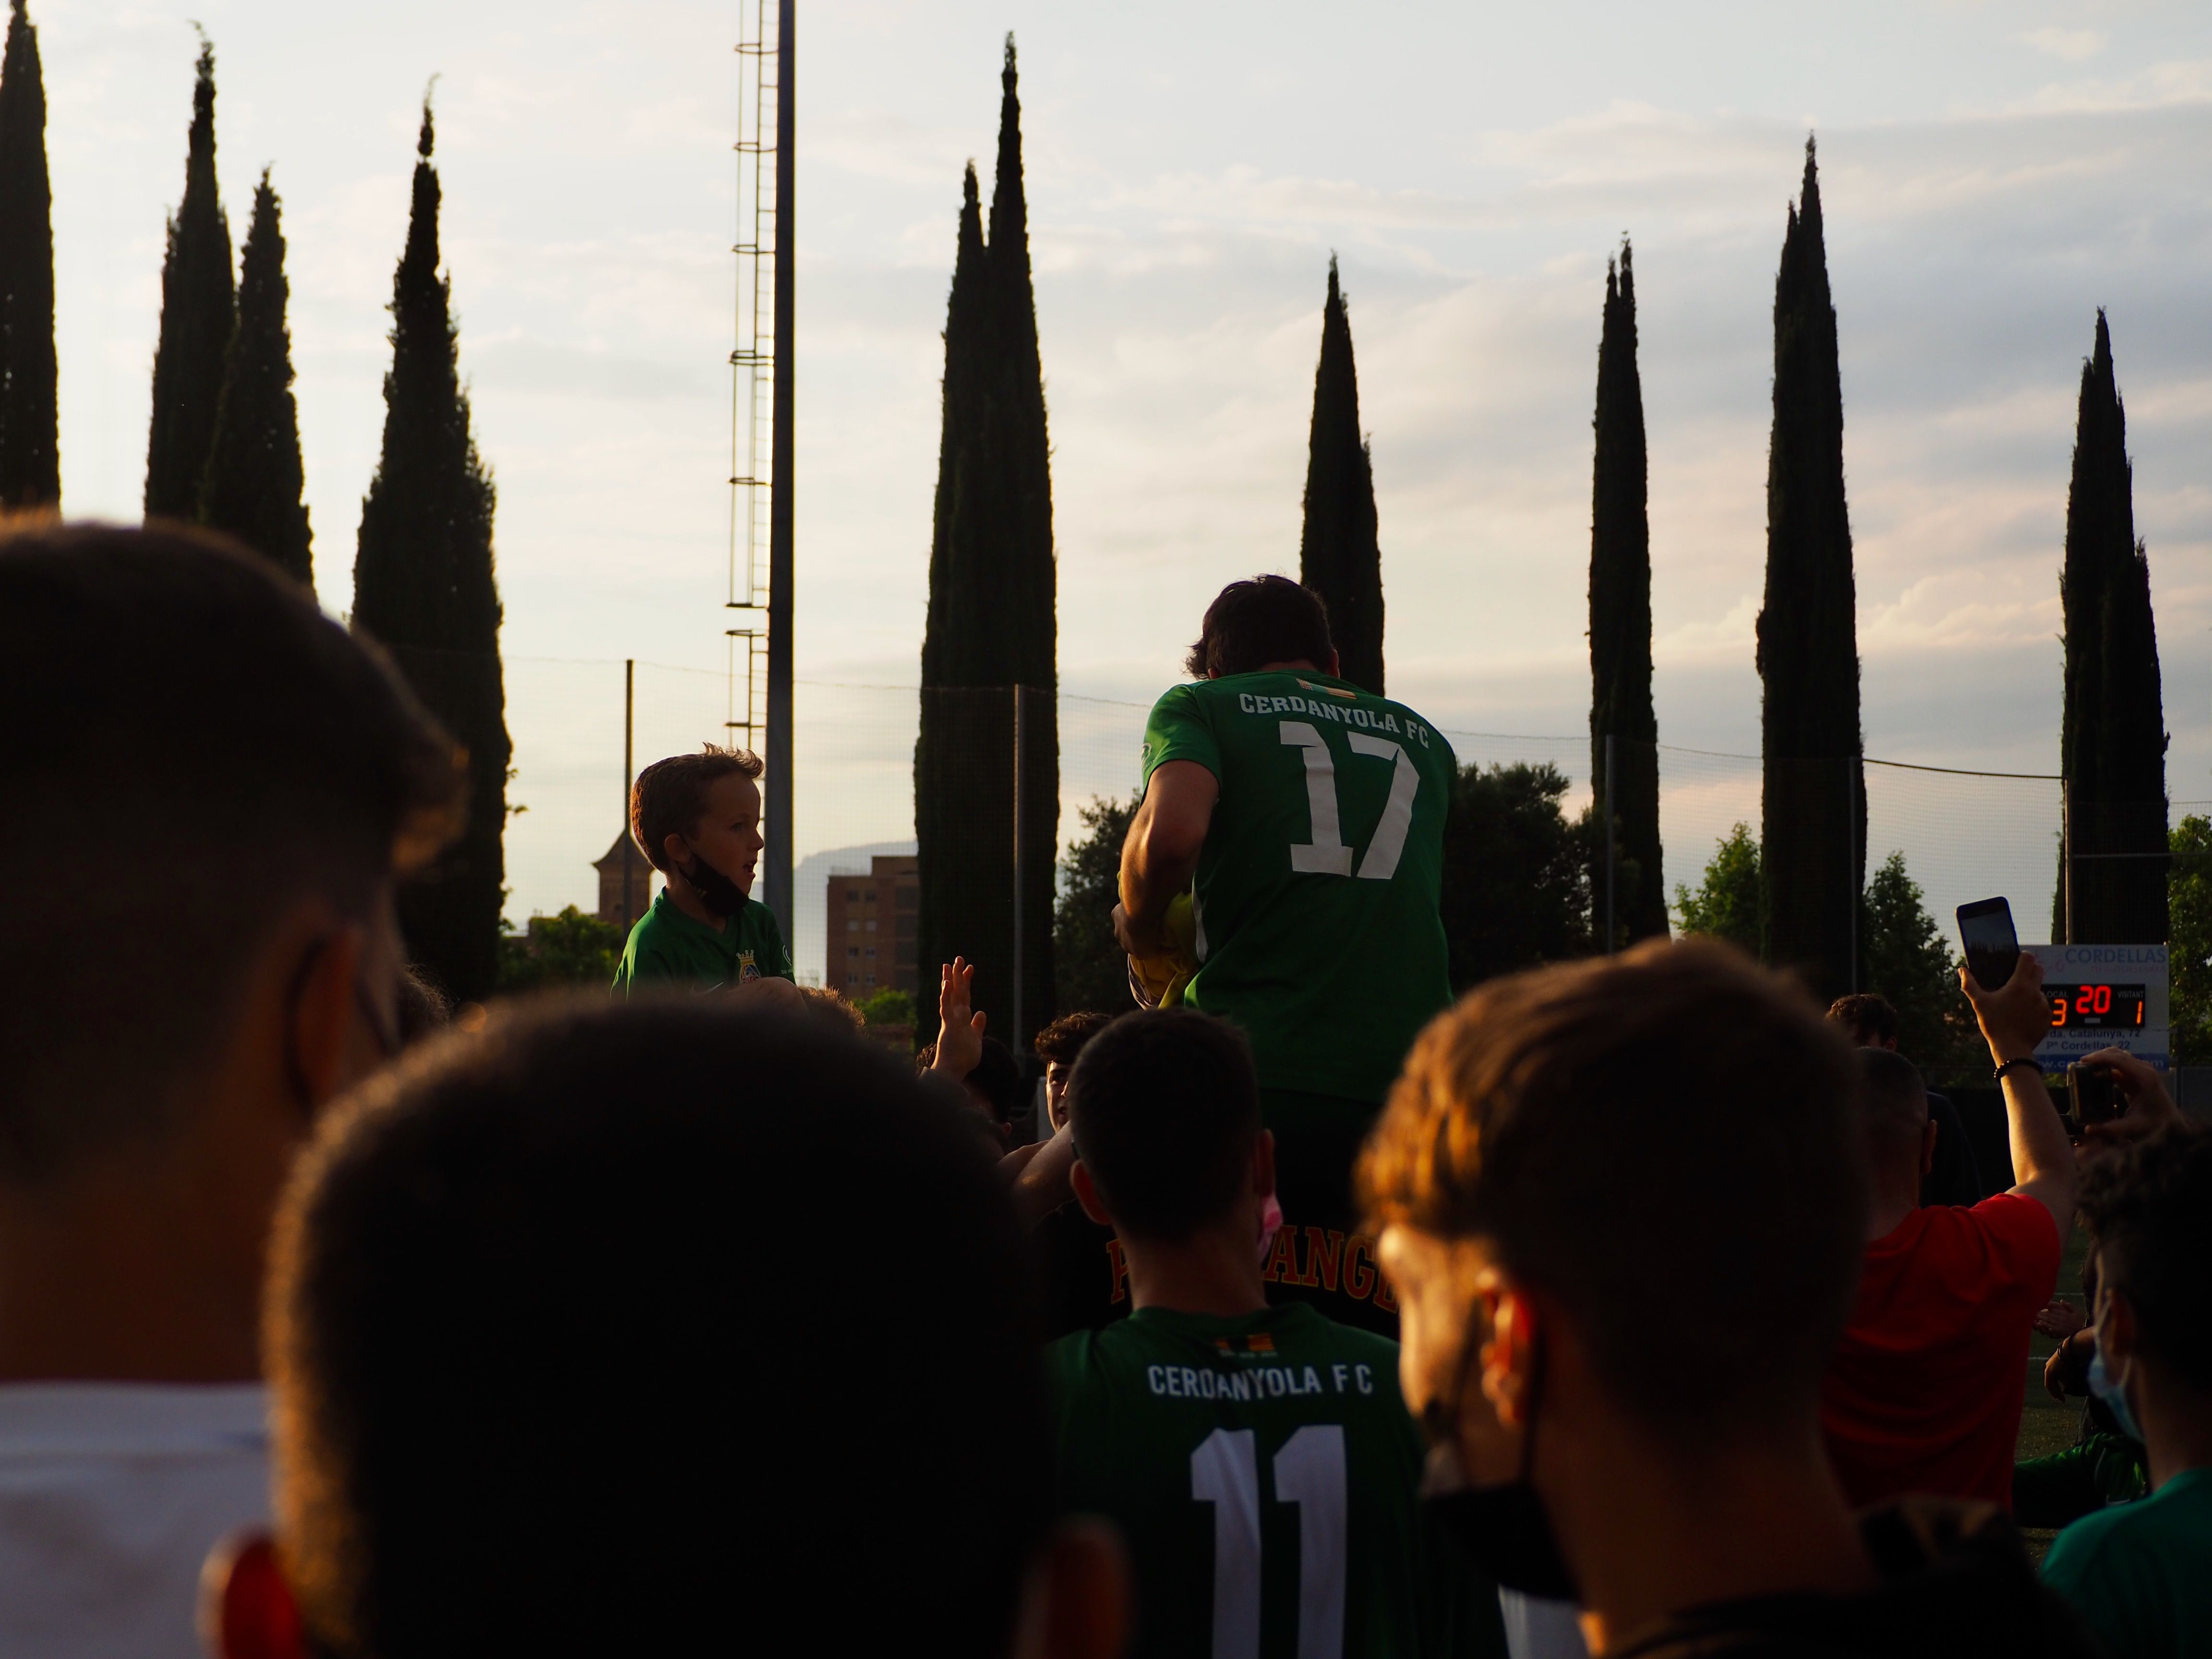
[
  {"left": 2032, "top": 1298, "right": 2084, "bottom": 1341},
  {"left": 931, "top": 956, "right": 987, "bottom": 1082},
  {"left": 2078, "top": 1046, "right": 2183, "bottom": 1154},
  {"left": 1961, "top": 950, "right": 2051, "bottom": 1063}
]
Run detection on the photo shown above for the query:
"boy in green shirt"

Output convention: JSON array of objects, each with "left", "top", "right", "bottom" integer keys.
[
  {"left": 612, "top": 746, "right": 794, "bottom": 994},
  {"left": 2043, "top": 1078, "right": 2212, "bottom": 1659},
  {"left": 1050, "top": 1007, "right": 1502, "bottom": 1659}
]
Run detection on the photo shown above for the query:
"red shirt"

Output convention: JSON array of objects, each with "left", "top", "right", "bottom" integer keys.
[{"left": 1819, "top": 1193, "right": 2061, "bottom": 1510}]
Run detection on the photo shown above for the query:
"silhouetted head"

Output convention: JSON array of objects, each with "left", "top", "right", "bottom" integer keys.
[
  {"left": 1827, "top": 992, "right": 1899, "bottom": 1050},
  {"left": 1185, "top": 574, "right": 1335, "bottom": 680},
  {"left": 1068, "top": 1010, "right": 1263, "bottom": 1241},
  {"left": 261, "top": 999, "right": 1048, "bottom": 1657},
  {"left": 1363, "top": 938, "right": 1867, "bottom": 1467},
  {"left": 0, "top": 521, "right": 461, "bottom": 1187}
]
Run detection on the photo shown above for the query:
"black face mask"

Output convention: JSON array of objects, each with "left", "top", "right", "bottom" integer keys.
[
  {"left": 678, "top": 847, "right": 749, "bottom": 920},
  {"left": 1418, "top": 1325, "right": 1580, "bottom": 1603}
]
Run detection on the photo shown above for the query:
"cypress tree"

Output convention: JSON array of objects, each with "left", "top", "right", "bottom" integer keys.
[
  {"left": 1298, "top": 257, "right": 1384, "bottom": 694},
  {"left": 0, "top": 0, "right": 58, "bottom": 510},
  {"left": 352, "top": 100, "right": 508, "bottom": 1002},
  {"left": 144, "top": 35, "right": 234, "bottom": 521},
  {"left": 914, "top": 36, "right": 1058, "bottom": 1046},
  {"left": 2059, "top": 312, "right": 2168, "bottom": 944},
  {"left": 1588, "top": 241, "right": 1665, "bottom": 943},
  {"left": 1756, "top": 137, "right": 1863, "bottom": 1001},
  {"left": 199, "top": 170, "right": 311, "bottom": 586}
]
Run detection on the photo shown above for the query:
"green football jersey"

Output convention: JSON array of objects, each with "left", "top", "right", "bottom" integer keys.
[
  {"left": 1048, "top": 1303, "right": 1502, "bottom": 1659},
  {"left": 1141, "top": 671, "right": 1456, "bottom": 1103},
  {"left": 611, "top": 890, "right": 793, "bottom": 995}
]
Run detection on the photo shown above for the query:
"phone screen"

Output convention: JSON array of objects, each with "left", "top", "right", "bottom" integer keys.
[{"left": 1957, "top": 897, "right": 2020, "bottom": 991}]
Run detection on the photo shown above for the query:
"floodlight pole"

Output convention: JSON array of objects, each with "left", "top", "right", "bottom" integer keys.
[{"left": 762, "top": 0, "right": 796, "bottom": 940}]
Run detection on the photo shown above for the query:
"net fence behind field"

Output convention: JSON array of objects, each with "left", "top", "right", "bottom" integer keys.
[{"left": 500, "top": 661, "right": 2067, "bottom": 989}]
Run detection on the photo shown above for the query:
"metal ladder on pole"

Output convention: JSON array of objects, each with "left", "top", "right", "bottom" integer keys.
[{"left": 725, "top": 0, "right": 780, "bottom": 751}]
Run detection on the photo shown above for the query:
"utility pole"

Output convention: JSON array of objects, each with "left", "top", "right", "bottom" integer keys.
[
  {"left": 622, "top": 658, "right": 638, "bottom": 928},
  {"left": 762, "top": 0, "right": 796, "bottom": 941}
]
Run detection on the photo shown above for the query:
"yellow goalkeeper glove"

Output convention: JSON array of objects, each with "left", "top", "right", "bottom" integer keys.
[{"left": 1126, "top": 892, "right": 1198, "bottom": 1010}]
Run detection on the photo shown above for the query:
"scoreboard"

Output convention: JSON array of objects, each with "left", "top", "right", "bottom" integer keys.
[
  {"left": 2024, "top": 943, "right": 2168, "bottom": 1071},
  {"left": 2044, "top": 982, "right": 2148, "bottom": 1031}
]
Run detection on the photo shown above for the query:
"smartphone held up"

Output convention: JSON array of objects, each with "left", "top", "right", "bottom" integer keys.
[{"left": 1956, "top": 897, "right": 2020, "bottom": 992}]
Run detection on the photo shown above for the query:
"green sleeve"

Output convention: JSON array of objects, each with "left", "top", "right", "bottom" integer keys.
[{"left": 1141, "top": 683, "right": 1220, "bottom": 790}]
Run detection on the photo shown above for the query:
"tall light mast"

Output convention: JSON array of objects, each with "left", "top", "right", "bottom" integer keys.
[{"left": 727, "top": 0, "right": 795, "bottom": 938}]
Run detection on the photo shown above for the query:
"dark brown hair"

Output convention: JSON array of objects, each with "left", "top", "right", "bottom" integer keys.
[
  {"left": 1360, "top": 938, "right": 1867, "bottom": 1433},
  {"left": 1185, "top": 574, "right": 1334, "bottom": 680},
  {"left": 268, "top": 998, "right": 1046, "bottom": 1657},
  {"left": 1827, "top": 992, "right": 1899, "bottom": 1047},
  {"left": 629, "top": 745, "right": 763, "bottom": 873},
  {"left": 0, "top": 523, "right": 462, "bottom": 1182},
  {"left": 1034, "top": 1009, "right": 1113, "bottom": 1067},
  {"left": 1069, "top": 1009, "right": 1261, "bottom": 1240}
]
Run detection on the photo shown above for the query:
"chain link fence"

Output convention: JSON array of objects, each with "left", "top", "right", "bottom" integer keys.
[{"left": 502, "top": 659, "right": 2068, "bottom": 1000}]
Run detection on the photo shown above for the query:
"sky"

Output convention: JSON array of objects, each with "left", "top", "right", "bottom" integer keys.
[{"left": 36, "top": 0, "right": 2212, "bottom": 969}]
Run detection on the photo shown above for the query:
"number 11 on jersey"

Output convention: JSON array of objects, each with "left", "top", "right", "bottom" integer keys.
[{"left": 1191, "top": 1424, "right": 1348, "bottom": 1659}]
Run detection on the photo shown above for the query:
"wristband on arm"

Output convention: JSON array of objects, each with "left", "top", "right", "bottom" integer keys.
[{"left": 1992, "top": 1057, "right": 2043, "bottom": 1084}]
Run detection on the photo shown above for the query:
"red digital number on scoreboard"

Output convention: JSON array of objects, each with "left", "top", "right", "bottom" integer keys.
[{"left": 2046, "top": 984, "right": 2148, "bottom": 1030}]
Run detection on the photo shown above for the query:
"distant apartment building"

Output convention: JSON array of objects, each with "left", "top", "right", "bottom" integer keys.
[{"left": 826, "top": 854, "right": 918, "bottom": 998}]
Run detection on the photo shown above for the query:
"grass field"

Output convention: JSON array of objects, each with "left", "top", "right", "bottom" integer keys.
[{"left": 2013, "top": 1216, "right": 2094, "bottom": 1564}]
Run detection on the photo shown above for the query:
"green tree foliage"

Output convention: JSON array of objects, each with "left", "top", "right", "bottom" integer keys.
[
  {"left": 1858, "top": 851, "right": 1978, "bottom": 1083},
  {"left": 1298, "top": 256, "right": 1384, "bottom": 695},
  {"left": 2167, "top": 817, "right": 2212, "bottom": 1065},
  {"left": 859, "top": 987, "right": 917, "bottom": 1028},
  {"left": 1674, "top": 823, "right": 1762, "bottom": 952},
  {"left": 495, "top": 908, "right": 622, "bottom": 992},
  {"left": 915, "top": 36, "right": 1058, "bottom": 1047},
  {"left": 1589, "top": 242, "right": 1666, "bottom": 943},
  {"left": 144, "top": 35, "right": 233, "bottom": 522},
  {"left": 1439, "top": 763, "right": 1593, "bottom": 991},
  {"left": 1757, "top": 138, "right": 1863, "bottom": 1002},
  {"left": 199, "top": 170, "right": 311, "bottom": 585},
  {"left": 352, "top": 101, "right": 508, "bottom": 1004},
  {"left": 2059, "top": 312, "right": 2168, "bottom": 945},
  {"left": 0, "top": 0, "right": 57, "bottom": 509},
  {"left": 1054, "top": 793, "right": 1138, "bottom": 1017}
]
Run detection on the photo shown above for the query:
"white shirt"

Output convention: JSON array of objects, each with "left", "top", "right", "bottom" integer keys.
[{"left": 0, "top": 1383, "right": 270, "bottom": 1659}]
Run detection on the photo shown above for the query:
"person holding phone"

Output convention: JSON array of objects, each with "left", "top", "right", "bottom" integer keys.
[{"left": 1819, "top": 949, "right": 2079, "bottom": 1509}]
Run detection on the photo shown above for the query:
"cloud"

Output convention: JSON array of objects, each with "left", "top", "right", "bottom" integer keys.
[
  {"left": 2018, "top": 27, "right": 2110, "bottom": 64},
  {"left": 468, "top": 337, "right": 710, "bottom": 401}
]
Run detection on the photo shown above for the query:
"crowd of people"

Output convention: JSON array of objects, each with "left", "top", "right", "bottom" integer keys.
[{"left": 0, "top": 523, "right": 2205, "bottom": 1659}]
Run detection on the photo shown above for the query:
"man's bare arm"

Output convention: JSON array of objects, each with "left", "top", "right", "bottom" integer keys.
[
  {"left": 1962, "top": 952, "right": 2075, "bottom": 1239},
  {"left": 1004, "top": 1120, "right": 1078, "bottom": 1229},
  {"left": 1113, "top": 760, "right": 1218, "bottom": 956}
]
